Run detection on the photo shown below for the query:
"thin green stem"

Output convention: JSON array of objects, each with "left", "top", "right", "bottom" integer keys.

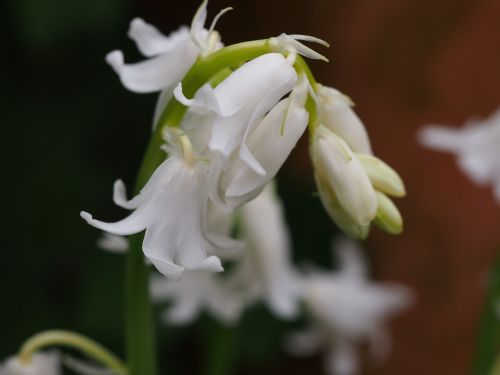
[{"left": 19, "top": 330, "right": 127, "bottom": 375}]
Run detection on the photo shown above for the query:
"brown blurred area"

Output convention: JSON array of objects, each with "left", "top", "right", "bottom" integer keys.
[
  {"left": 131, "top": 0, "right": 500, "bottom": 373},
  {"left": 235, "top": 1, "right": 500, "bottom": 374}
]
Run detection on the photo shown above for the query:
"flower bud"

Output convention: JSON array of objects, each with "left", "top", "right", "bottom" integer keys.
[
  {"left": 312, "top": 125, "right": 377, "bottom": 228},
  {"left": 317, "top": 85, "right": 372, "bottom": 154},
  {"left": 373, "top": 192, "right": 403, "bottom": 234},
  {"left": 356, "top": 154, "right": 406, "bottom": 197}
]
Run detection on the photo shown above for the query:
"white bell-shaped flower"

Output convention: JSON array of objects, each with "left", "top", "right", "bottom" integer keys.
[
  {"left": 212, "top": 77, "right": 309, "bottom": 209},
  {"left": 419, "top": 108, "right": 500, "bottom": 202},
  {"left": 286, "top": 238, "right": 412, "bottom": 375},
  {"left": 226, "top": 182, "right": 302, "bottom": 318},
  {"left": 81, "top": 133, "right": 237, "bottom": 280},
  {"left": 0, "top": 352, "right": 60, "bottom": 375},
  {"left": 175, "top": 52, "right": 298, "bottom": 162}
]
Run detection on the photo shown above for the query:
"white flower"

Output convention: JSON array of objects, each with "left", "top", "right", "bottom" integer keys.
[
  {"left": 419, "top": 108, "right": 500, "bottom": 202},
  {"left": 286, "top": 238, "right": 412, "bottom": 375},
  {"left": 312, "top": 125, "right": 405, "bottom": 239},
  {"left": 226, "top": 182, "right": 302, "bottom": 318},
  {"left": 0, "top": 352, "right": 60, "bottom": 375},
  {"left": 150, "top": 270, "right": 244, "bottom": 325},
  {"left": 175, "top": 52, "right": 303, "bottom": 210},
  {"left": 212, "top": 76, "right": 309, "bottom": 209},
  {"left": 105, "top": 1, "right": 223, "bottom": 94},
  {"left": 81, "top": 134, "right": 236, "bottom": 280}
]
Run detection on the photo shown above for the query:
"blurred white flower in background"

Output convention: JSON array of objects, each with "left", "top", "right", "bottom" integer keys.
[
  {"left": 0, "top": 352, "right": 60, "bottom": 375},
  {"left": 226, "top": 182, "right": 302, "bottom": 319},
  {"left": 419, "top": 108, "right": 500, "bottom": 202},
  {"left": 286, "top": 238, "right": 413, "bottom": 375}
]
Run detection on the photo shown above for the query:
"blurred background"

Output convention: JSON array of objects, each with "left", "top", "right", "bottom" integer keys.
[{"left": 2, "top": 0, "right": 500, "bottom": 374}]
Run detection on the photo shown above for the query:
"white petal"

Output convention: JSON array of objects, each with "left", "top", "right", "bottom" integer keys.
[
  {"left": 238, "top": 75, "right": 304, "bottom": 174},
  {"left": 128, "top": 18, "right": 190, "bottom": 57},
  {"left": 112, "top": 179, "right": 144, "bottom": 209},
  {"left": 174, "top": 83, "right": 222, "bottom": 114},
  {"left": 148, "top": 254, "right": 185, "bottom": 281},
  {"left": 80, "top": 210, "right": 148, "bottom": 236},
  {"left": 105, "top": 43, "right": 198, "bottom": 93},
  {"left": 418, "top": 125, "right": 466, "bottom": 152},
  {"left": 224, "top": 79, "right": 308, "bottom": 204},
  {"left": 317, "top": 85, "right": 372, "bottom": 154},
  {"left": 208, "top": 54, "right": 297, "bottom": 156},
  {"left": 190, "top": 0, "right": 208, "bottom": 48}
]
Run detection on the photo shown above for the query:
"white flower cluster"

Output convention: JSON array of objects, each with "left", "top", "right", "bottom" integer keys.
[
  {"left": 286, "top": 238, "right": 412, "bottom": 375},
  {"left": 419, "top": 108, "right": 500, "bottom": 203},
  {"left": 79, "top": 2, "right": 410, "bottom": 373}
]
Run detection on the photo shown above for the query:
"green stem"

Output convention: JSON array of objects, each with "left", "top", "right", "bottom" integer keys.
[
  {"left": 19, "top": 330, "right": 127, "bottom": 375},
  {"left": 473, "top": 254, "right": 500, "bottom": 375}
]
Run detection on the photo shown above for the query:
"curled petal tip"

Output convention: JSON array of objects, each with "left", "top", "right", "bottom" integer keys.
[
  {"left": 105, "top": 50, "right": 124, "bottom": 73},
  {"left": 173, "top": 83, "right": 195, "bottom": 106},
  {"left": 80, "top": 211, "right": 93, "bottom": 223}
]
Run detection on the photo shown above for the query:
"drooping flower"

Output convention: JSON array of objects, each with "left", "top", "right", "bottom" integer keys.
[
  {"left": 81, "top": 132, "right": 236, "bottom": 280},
  {"left": 105, "top": 1, "right": 223, "bottom": 94},
  {"left": 286, "top": 238, "right": 412, "bottom": 375},
  {"left": 0, "top": 352, "right": 60, "bottom": 375},
  {"left": 211, "top": 76, "right": 310, "bottom": 209},
  {"left": 419, "top": 108, "right": 500, "bottom": 202},
  {"left": 312, "top": 125, "right": 405, "bottom": 239},
  {"left": 226, "top": 182, "right": 302, "bottom": 318}
]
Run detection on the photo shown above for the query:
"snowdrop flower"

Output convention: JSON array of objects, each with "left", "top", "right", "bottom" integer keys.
[
  {"left": 150, "top": 270, "right": 244, "bottom": 325},
  {"left": 312, "top": 125, "right": 405, "bottom": 239},
  {"left": 226, "top": 182, "right": 302, "bottom": 318},
  {"left": 287, "top": 238, "right": 412, "bottom": 375},
  {"left": 81, "top": 132, "right": 235, "bottom": 280},
  {"left": 0, "top": 352, "right": 60, "bottom": 375},
  {"left": 419, "top": 108, "right": 500, "bottom": 202},
  {"left": 106, "top": 1, "right": 223, "bottom": 94}
]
